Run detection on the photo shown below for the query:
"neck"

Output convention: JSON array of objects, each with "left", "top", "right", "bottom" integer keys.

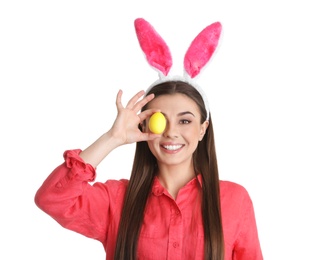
[{"left": 157, "top": 160, "right": 195, "bottom": 199}]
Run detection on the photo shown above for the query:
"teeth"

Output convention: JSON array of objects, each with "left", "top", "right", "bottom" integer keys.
[{"left": 163, "top": 145, "right": 183, "bottom": 151}]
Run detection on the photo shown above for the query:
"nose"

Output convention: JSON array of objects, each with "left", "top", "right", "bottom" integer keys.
[{"left": 163, "top": 120, "right": 179, "bottom": 138}]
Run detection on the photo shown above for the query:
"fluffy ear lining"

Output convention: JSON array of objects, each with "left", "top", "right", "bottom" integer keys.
[
  {"left": 184, "top": 22, "right": 222, "bottom": 78},
  {"left": 134, "top": 18, "right": 172, "bottom": 76}
]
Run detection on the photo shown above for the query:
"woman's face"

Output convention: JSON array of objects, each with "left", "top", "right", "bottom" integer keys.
[{"left": 145, "top": 93, "right": 208, "bottom": 168}]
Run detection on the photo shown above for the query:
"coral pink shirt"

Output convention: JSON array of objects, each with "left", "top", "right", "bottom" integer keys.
[{"left": 35, "top": 149, "right": 263, "bottom": 260}]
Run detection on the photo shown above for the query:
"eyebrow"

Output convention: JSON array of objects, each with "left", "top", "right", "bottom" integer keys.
[
  {"left": 160, "top": 111, "right": 196, "bottom": 118},
  {"left": 177, "top": 111, "right": 195, "bottom": 117}
]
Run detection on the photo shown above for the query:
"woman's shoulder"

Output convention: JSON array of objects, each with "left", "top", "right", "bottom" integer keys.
[
  {"left": 219, "top": 180, "right": 254, "bottom": 222},
  {"left": 219, "top": 179, "right": 246, "bottom": 190},
  {"left": 219, "top": 180, "right": 251, "bottom": 201}
]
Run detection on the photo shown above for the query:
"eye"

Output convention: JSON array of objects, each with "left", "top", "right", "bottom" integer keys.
[{"left": 180, "top": 119, "right": 191, "bottom": 124}]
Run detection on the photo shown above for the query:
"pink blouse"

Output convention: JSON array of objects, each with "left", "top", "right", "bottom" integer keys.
[{"left": 35, "top": 149, "right": 263, "bottom": 259}]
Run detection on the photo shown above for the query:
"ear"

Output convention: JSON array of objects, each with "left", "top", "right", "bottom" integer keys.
[
  {"left": 184, "top": 22, "right": 222, "bottom": 78},
  {"left": 134, "top": 18, "right": 173, "bottom": 76},
  {"left": 199, "top": 120, "right": 209, "bottom": 141}
]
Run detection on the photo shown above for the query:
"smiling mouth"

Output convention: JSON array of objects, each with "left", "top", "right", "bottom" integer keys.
[{"left": 162, "top": 145, "right": 184, "bottom": 151}]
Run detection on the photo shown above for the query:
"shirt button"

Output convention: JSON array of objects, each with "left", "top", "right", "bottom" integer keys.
[
  {"left": 173, "top": 242, "right": 179, "bottom": 248},
  {"left": 175, "top": 210, "right": 180, "bottom": 215}
]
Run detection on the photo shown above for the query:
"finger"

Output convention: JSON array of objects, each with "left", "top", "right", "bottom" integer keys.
[
  {"left": 133, "top": 93, "right": 155, "bottom": 112},
  {"left": 138, "top": 108, "right": 160, "bottom": 122},
  {"left": 125, "top": 90, "right": 145, "bottom": 109},
  {"left": 138, "top": 132, "right": 161, "bottom": 142},
  {"left": 115, "top": 89, "right": 123, "bottom": 111}
]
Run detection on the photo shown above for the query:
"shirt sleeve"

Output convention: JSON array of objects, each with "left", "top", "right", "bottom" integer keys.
[
  {"left": 233, "top": 189, "right": 263, "bottom": 260},
  {"left": 34, "top": 149, "right": 126, "bottom": 244}
]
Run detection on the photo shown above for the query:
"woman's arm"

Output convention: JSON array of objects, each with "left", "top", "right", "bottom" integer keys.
[{"left": 34, "top": 90, "right": 159, "bottom": 241}]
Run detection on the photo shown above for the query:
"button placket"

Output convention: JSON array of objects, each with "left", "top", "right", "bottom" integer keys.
[{"left": 167, "top": 201, "right": 183, "bottom": 259}]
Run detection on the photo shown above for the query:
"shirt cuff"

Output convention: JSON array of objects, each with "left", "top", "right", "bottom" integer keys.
[{"left": 63, "top": 149, "right": 96, "bottom": 182}]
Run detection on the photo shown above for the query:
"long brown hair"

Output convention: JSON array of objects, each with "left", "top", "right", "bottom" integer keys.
[{"left": 114, "top": 81, "right": 224, "bottom": 259}]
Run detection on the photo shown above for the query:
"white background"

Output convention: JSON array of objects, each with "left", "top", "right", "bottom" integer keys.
[{"left": 1, "top": 0, "right": 314, "bottom": 259}]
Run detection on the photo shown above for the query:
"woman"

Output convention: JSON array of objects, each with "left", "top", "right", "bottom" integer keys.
[{"left": 35, "top": 81, "right": 263, "bottom": 259}]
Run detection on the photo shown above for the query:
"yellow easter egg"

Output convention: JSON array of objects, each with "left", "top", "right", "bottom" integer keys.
[{"left": 149, "top": 112, "right": 166, "bottom": 134}]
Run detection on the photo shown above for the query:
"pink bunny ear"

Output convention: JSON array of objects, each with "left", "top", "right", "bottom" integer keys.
[
  {"left": 184, "top": 22, "right": 222, "bottom": 78},
  {"left": 134, "top": 18, "right": 172, "bottom": 76}
]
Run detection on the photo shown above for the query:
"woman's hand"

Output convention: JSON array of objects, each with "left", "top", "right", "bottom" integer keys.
[
  {"left": 80, "top": 90, "right": 159, "bottom": 167},
  {"left": 108, "top": 89, "right": 160, "bottom": 145}
]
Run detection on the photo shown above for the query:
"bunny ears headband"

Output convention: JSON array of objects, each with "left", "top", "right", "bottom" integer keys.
[{"left": 134, "top": 18, "right": 222, "bottom": 120}]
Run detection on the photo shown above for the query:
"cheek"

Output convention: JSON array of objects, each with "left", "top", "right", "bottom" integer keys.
[
  {"left": 182, "top": 127, "right": 202, "bottom": 146},
  {"left": 184, "top": 126, "right": 201, "bottom": 138}
]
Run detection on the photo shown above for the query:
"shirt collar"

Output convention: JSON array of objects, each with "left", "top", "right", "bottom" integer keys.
[{"left": 151, "top": 174, "right": 202, "bottom": 197}]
